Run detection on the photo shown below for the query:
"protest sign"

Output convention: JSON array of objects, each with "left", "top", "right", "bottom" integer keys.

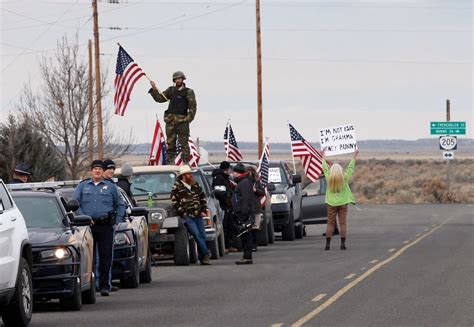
[{"left": 319, "top": 123, "right": 357, "bottom": 156}]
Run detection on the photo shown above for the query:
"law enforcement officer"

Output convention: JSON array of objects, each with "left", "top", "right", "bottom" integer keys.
[
  {"left": 149, "top": 71, "right": 197, "bottom": 165},
  {"left": 73, "top": 160, "right": 125, "bottom": 296},
  {"left": 103, "top": 159, "right": 116, "bottom": 180},
  {"left": 10, "top": 163, "right": 31, "bottom": 184}
]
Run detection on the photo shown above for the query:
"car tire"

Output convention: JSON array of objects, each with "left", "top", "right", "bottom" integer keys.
[
  {"left": 257, "top": 214, "right": 269, "bottom": 246},
  {"left": 282, "top": 210, "right": 296, "bottom": 241},
  {"left": 139, "top": 250, "right": 153, "bottom": 284},
  {"left": 189, "top": 239, "right": 198, "bottom": 264},
  {"left": 122, "top": 255, "right": 140, "bottom": 289},
  {"left": 295, "top": 223, "right": 304, "bottom": 239},
  {"left": 218, "top": 231, "right": 226, "bottom": 257},
  {"left": 174, "top": 226, "right": 190, "bottom": 266},
  {"left": 207, "top": 236, "right": 219, "bottom": 260},
  {"left": 60, "top": 277, "right": 82, "bottom": 311},
  {"left": 268, "top": 215, "right": 275, "bottom": 244},
  {"left": 82, "top": 273, "right": 96, "bottom": 304},
  {"left": 1, "top": 257, "right": 33, "bottom": 327}
]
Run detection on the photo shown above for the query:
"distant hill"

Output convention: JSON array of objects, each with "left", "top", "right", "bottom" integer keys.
[{"left": 129, "top": 138, "right": 474, "bottom": 155}]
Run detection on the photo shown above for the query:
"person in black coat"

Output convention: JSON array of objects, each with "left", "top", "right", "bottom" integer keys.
[
  {"left": 212, "top": 161, "right": 240, "bottom": 252},
  {"left": 246, "top": 166, "right": 266, "bottom": 252},
  {"left": 232, "top": 163, "right": 255, "bottom": 265}
]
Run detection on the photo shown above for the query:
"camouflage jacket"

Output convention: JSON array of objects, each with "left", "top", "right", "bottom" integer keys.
[
  {"left": 149, "top": 85, "right": 197, "bottom": 124},
  {"left": 171, "top": 179, "right": 207, "bottom": 218}
]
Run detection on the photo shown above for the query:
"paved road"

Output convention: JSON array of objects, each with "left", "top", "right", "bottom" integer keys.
[{"left": 28, "top": 205, "right": 473, "bottom": 327}]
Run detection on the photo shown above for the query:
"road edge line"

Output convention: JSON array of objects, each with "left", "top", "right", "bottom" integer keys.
[{"left": 290, "top": 218, "right": 452, "bottom": 327}]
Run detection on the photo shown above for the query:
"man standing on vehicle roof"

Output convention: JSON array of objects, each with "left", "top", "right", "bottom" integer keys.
[
  {"left": 171, "top": 165, "right": 211, "bottom": 265},
  {"left": 212, "top": 161, "right": 239, "bottom": 253},
  {"left": 73, "top": 160, "right": 125, "bottom": 296},
  {"left": 148, "top": 71, "right": 197, "bottom": 165},
  {"left": 10, "top": 163, "right": 31, "bottom": 184}
]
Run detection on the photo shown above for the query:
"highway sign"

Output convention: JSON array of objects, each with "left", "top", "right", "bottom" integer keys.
[
  {"left": 439, "top": 136, "right": 457, "bottom": 150},
  {"left": 431, "top": 121, "right": 466, "bottom": 135},
  {"left": 443, "top": 151, "right": 454, "bottom": 160}
]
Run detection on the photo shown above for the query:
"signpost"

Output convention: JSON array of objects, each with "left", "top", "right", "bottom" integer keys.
[
  {"left": 442, "top": 151, "right": 454, "bottom": 160},
  {"left": 439, "top": 136, "right": 457, "bottom": 151},
  {"left": 430, "top": 121, "right": 466, "bottom": 135}
]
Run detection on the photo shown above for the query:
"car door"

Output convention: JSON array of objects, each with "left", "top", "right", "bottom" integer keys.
[
  {"left": 302, "top": 177, "right": 328, "bottom": 224},
  {"left": 283, "top": 163, "right": 301, "bottom": 219},
  {"left": 0, "top": 181, "right": 20, "bottom": 289}
]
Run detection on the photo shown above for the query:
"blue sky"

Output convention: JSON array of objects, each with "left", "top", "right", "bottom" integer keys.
[{"left": 1, "top": 0, "right": 472, "bottom": 143}]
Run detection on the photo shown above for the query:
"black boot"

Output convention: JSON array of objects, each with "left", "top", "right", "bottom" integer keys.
[
  {"left": 325, "top": 237, "right": 331, "bottom": 250},
  {"left": 341, "top": 237, "right": 347, "bottom": 250}
]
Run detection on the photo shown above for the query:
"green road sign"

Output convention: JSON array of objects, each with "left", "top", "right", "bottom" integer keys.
[{"left": 430, "top": 121, "right": 466, "bottom": 135}]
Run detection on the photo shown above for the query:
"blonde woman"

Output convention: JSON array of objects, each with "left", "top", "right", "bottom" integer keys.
[{"left": 321, "top": 149, "right": 358, "bottom": 250}]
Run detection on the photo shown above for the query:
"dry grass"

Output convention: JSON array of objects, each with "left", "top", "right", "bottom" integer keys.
[{"left": 349, "top": 159, "right": 474, "bottom": 204}]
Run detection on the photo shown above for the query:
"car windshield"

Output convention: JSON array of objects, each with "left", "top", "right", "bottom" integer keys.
[
  {"left": 14, "top": 196, "right": 64, "bottom": 228},
  {"left": 130, "top": 172, "right": 207, "bottom": 196}
]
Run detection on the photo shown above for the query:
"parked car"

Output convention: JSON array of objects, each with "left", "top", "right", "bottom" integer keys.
[
  {"left": 301, "top": 177, "right": 328, "bottom": 225},
  {"left": 199, "top": 163, "right": 275, "bottom": 246},
  {"left": 0, "top": 180, "right": 33, "bottom": 327},
  {"left": 8, "top": 184, "right": 95, "bottom": 312},
  {"left": 59, "top": 184, "right": 152, "bottom": 288},
  {"left": 115, "top": 166, "right": 225, "bottom": 266}
]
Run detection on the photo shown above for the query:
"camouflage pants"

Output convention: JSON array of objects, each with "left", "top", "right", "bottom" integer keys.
[{"left": 166, "top": 121, "right": 190, "bottom": 165}]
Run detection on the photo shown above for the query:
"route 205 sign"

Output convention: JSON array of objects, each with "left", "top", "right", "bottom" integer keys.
[{"left": 439, "top": 135, "right": 457, "bottom": 150}]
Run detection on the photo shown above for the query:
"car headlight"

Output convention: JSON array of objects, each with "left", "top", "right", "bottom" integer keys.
[
  {"left": 114, "top": 232, "right": 131, "bottom": 245},
  {"left": 271, "top": 194, "right": 288, "bottom": 204},
  {"left": 40, "top": 248, "right": 71, "bottom": 262},
  {"left": 150, "top": 212, "right": 164, "bottom": 221}
]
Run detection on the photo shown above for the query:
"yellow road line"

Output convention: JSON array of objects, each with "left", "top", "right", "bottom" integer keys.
[
  {"left": 311, "top": 294, "right": 327, "bottom": 302},
  {"left": 291, "top": 218, "right": 451, "bottom": 327},
  {"left": 271, "top": 324, "right": 283, "bottom": 327}
]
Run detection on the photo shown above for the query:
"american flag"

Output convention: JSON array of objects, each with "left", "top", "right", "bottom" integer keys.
[
  {"left": 114, "top": 46, "right": 145, "bottom": 116},
  {"left": 257, "top": 141, "right": 270, "bottom": 206},
  {"left": 224, "top": 124, "right": 243, "bottom": 161},
  {"left": 257, "top": 142, "right": 270, "bottom": 187},
  {"left": 175, "top": 138, "right": 201, "bottom": 168},
  {"left": 289, "top": 123, "right": 323, "bottom": 182},
  {"left": 149, "top": 119, "right": 167, "bottom": 166}
]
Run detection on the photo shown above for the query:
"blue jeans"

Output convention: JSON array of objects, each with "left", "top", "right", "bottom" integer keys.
[{"left": 184, "top": 216, "right": 209, "bottom": 261}]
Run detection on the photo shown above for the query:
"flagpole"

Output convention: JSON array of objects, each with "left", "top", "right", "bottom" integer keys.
[
  {"left": 117, "top": 42, "right": 168, "bottom": 101},
  {"left": 287, "top": 121, "right": 297, "bottom": 173}
]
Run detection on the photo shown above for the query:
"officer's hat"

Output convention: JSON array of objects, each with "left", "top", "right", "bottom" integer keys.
[
  {"left": 14, "top": 163, "right": 31, "bottom": 176},
  {"left": 104, "top": 159, "right": 116, "bottom": 170}
]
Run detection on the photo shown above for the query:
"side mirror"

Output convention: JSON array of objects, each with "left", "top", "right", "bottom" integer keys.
[
  {"left": 71, "top": 215, "right": 92, "bottom": 226},
  {"left": 292, "top": 174, "right": 302, "bottom": 184},
  {"left": 130, "top": 207, "right": 148, "bottom": 217},
  {"left": 266, "top": 183, "right": 276, "bottom": 192},
  {"left": 66, "top": 199, "right": 80, "bottom": 212}
]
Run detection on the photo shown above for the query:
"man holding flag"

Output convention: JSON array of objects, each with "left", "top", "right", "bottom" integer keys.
[{"left": 149, "top": 72, "right": 197, "bottom": 165}]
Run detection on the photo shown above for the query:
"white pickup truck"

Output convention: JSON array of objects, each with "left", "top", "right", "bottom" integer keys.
[{"left": 0, "top": 180, "right": 33, "bottom": 327}]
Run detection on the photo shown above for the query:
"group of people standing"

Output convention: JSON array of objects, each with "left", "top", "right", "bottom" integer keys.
[{"left": 171, "top": 160, "right": 265, "bottom": 265}]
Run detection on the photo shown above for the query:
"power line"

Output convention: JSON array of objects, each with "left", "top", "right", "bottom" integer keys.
[{"left": 1, "top": 1, "right": 79, "bottom": 73}]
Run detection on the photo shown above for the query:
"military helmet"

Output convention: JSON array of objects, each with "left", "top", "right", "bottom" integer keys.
[{"left": 172, "top": 71, "right": 186, "bottom": 82}]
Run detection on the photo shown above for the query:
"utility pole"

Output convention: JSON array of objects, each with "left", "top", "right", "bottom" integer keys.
[
  {"left": 446, "top": 99, "right": 450, "bottom": 194},
  {"left": 256, "top": 0, "right": 263, "bottom": 158},
  {"left": 88, "top": 39, "right": 94, "bottom": 162},
  {"left": 92, "top": 0, "right": 104, "bottom": 159}
]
